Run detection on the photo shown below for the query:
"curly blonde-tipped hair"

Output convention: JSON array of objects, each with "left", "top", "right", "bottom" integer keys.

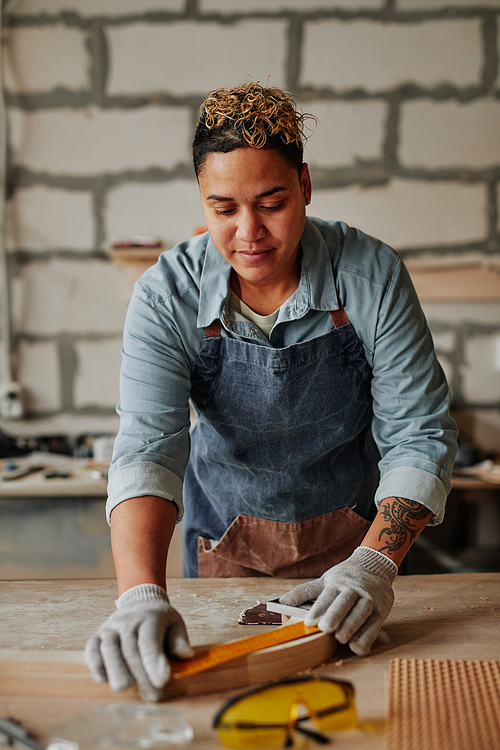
[
  {"left": 201, "top": 81, "right": 312, "bottom": 149},
  {"left": 192, "top": 81, "right": 315, "bottom": 177}
]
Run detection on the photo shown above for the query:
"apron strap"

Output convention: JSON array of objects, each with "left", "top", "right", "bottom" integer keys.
[
  {"left": 330, "top": 303, "right": 349, "bottom": 328},
  {"left": 330, "top": 272, "right": 350, "bottom": 327},
  {"left": 204, "top": 319, "right": 222, "bottom": 337}
]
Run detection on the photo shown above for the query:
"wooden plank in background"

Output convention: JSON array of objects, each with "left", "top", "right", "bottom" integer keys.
[{"left": 407, "top": 263, "right": 500, "bottom": 301}]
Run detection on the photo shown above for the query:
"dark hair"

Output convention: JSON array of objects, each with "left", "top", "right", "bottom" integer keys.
[{"left": 192, "top": 82, "right": 315, "bottom": 178}]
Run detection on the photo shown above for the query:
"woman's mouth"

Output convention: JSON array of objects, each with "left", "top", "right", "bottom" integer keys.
[{"left": 237, "top": 248, "right": 273, "bottom": 263}]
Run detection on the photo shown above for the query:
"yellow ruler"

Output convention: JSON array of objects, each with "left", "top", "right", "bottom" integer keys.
[{"left": 171, "top": 620, "right": 320, "bottom": 678}]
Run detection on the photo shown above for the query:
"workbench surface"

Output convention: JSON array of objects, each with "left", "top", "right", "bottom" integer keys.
[{"left": 1, "top": 573, "right": 499, "bottom": 749}]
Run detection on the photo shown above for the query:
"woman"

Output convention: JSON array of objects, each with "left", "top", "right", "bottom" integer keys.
[{"left": 86, "top": 82, "right": 457, "bottom": 701}]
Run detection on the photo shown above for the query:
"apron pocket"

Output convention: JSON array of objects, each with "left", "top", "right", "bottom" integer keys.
[{"left": 197, "top": 507, "right": 370, "bottom": 578}]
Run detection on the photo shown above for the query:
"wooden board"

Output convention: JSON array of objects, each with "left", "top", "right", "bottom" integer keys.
[{"left": 0, "top": 627, "right": 336, "bottom": 701}]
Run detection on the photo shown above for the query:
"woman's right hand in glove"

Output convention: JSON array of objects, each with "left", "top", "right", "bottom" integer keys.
[{"left": 85, "top": 583, "right": 193, "bottom": 702}]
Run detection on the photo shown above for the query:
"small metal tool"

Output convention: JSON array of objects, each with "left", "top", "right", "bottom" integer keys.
[
  {"left": 0, "top": 717, "right": 45, "bottom": 750},
  {"left": 43, "top": 470, "right": 71, "bottom": 480},
  {"left": 0, "top": 463, "right": 45, "bottom": 481}
]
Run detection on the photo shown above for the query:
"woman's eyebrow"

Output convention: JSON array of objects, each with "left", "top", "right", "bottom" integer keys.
[
  {"left": 256, "top": 186, "right": 288, "bottom": 199},
  {"left": 206, "top": 186, "right": 288, "bottom": 202}
]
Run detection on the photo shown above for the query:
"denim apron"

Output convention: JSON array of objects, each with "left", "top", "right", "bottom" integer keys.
[{"left": 182, "top": 301, "right": 380, "bottom": 578}]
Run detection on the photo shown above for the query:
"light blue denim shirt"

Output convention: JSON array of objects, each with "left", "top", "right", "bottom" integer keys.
[{"left": 107, "top": 217, "right": 457, "bottom": 526}]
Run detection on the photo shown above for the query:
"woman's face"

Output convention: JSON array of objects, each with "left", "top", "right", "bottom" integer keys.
[{"left": 198, "top": 147, "right": 311, "bottom": 291}]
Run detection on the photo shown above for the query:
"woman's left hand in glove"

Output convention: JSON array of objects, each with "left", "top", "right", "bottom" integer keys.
[{"left": 279, "top": 546, "right": 398, "bottom": 656}]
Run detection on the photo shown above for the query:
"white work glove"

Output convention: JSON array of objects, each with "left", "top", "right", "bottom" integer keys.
[
  {"left": 279, "top": 547, "right": 398, "bottom": 656},
  {"left": 85, "top": 583, "right": 193, "bottom": 702}
]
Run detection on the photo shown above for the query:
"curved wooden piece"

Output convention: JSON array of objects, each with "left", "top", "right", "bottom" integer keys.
[
  {"left": 0, "top": 629, "right": 336, "bottom": 700},
  {"left": 166, "top": 628, "right": 336, "bottom": 698}
]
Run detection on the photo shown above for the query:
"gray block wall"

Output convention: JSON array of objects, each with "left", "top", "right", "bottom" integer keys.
[{"left": 2, "top": 0, "right": 500, "bottom": 444}]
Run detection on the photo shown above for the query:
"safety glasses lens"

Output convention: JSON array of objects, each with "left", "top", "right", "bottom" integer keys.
[{"left": 214, "top": 678, "right": 357, "bottom": 748}]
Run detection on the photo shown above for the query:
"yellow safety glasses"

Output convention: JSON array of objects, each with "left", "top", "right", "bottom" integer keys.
[{"left": 213, "top": 676, "right": 358, "bottom": 748}]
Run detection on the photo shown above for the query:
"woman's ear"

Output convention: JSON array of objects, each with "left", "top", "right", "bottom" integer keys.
[{"left": 301, "top": 163, "right": 312, "bottom": 205}]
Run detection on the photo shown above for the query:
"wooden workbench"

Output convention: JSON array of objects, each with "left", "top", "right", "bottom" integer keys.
[{"left": 1, "top": 574, "right": 499, "bottom": 749}]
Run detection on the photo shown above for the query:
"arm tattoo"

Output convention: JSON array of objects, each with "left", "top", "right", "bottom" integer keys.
[{"left": 378, "top": 497, "right": 431, "bottom": 555}]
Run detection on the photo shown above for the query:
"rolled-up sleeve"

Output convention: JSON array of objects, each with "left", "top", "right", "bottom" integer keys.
[
  {"left": 107, "top": 460, "right": 184, "bottom": 524},
  {"left": 370, "top": 257, "right": 458, "bottom": 525},
  {"left": 106, "top": 278, "right": 197, "bottom": 524}
]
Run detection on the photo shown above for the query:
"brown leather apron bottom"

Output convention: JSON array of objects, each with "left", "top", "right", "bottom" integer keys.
[{"left": 197, "top": 506, "right": 370, "bottom": 578}]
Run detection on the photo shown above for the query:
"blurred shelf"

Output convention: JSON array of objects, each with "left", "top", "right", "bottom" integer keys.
[
  {"left": 0, "top": 456, "right": 107, "bottom": 498},
  {"left": 406, "top": 258, "right": 500, "bottom": 301}
]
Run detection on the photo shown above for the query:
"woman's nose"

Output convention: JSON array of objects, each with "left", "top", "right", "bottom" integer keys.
[{"left": 235, "top": 211, "right": 266, "bottom": 242}]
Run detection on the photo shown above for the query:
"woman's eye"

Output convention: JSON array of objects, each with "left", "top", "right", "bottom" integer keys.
[
  {"left": 214, "top": 201, "right": 283, "bottom": 216},
  {"left": 215, "top": 207, "right": 236, "bottom": 216}
]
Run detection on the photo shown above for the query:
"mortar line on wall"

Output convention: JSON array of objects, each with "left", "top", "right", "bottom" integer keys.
[
  {"left": 3, "top": 91, "right": 204, "bottom": 110},
  {"left": 17, "top": 332, "right": 124, "bottom": 343},
  {"left": 57, "top": 335, "right": 77, "bottom": 412},
  {"left": 285, "top": 15, "right": 302, "bottom": 92},
  {"left": 87, "top": 20, "right": 108, "bottom": 107},
  {"left": 185, "top": 0, "right": 198, "bottom": 18},
  {"left": 92, "top": 181, "right": 106, "bottom": 252},
  {"left": 451, "top": 328, "right": 466, "bottom": 409},
  {"left": 309, "top": 165, "right": 499, "bottom": 189},
  {"left": 4, "top": 7, "right": 497, "bottom": 27},
  {"left": 4, "top": 91, "right": 93, "bottom": 110},
  {"left": 186, "top": 9, "right": 500, "bottom": 23},
  {"left": 486, "top": 180, "right": 499, "bottom": 251},
  {"left": 3, "top": 11, "right": 192, "bottom": 30},
  {"left": 481, "top": 11, "right": 498, "bottom": 91},
  {"left": 8, "top": 165, "right": 196, "bottom": 191},
  {"left": 382, "top": 94, "right": 400, "bottom": 170}
]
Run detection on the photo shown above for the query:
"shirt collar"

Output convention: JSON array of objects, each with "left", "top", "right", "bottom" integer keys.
[
  {"left": 296, "top": 217, "right": 339, "bottom": 313},
  {"left": 197, "top": 234, "right": 232, "bottom": 328},
  {"left": 197, "top": 218, "right": 339, "bottom": 329}
]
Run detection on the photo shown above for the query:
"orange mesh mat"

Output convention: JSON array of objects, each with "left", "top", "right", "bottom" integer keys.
[{"left": 386, "top": 658, "right": 500, "bottom": 750}]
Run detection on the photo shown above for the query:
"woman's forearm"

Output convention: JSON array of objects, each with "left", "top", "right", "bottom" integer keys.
[
  {"left": 110, "top": 495, "right": 178, "bottom": 596},
  {"left": 361, "top": 496, "right": 433, "bottom": 568}
]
